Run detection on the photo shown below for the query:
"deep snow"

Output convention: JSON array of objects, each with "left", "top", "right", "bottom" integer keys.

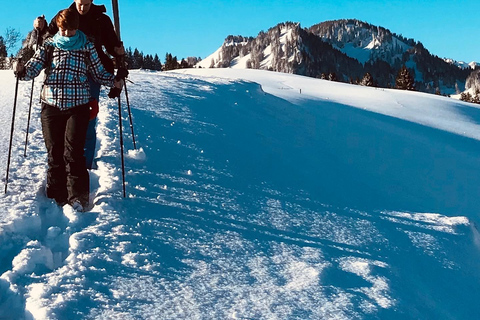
[{"left": 0, "top": 68, "right": 480, "bottom": 319}]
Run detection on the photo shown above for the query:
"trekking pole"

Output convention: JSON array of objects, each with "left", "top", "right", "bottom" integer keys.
[
  {"left": 111, "top": 0, "right": 134, "bottom": 197},
  {"left": 24, "top": 73, "right": 35, "bottom": 157},
  {"left": 123, "top": 80, "right": 136, "bottom": 149},
  {"left": 112, "top": 56, "right": 127, "bottom": 198},
  {"left": 5, "top": 72, "right": 21, "bottom": 193},
  {"left": 111, "top": 0, "right": 136, "bottom": 149},
  {"left": 116, "top": 96, "right": 126, "bottom": 197},
  {"left": 24, "top": 26, "right": 42, "bottom": 157},
  {"left": 111, "top": 0, "right": 121, "bottom": 40}
]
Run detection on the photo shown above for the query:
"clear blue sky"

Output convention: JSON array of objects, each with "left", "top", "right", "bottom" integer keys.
[{"left": 1, "top": 0, "right": 478, "bottom": 63}]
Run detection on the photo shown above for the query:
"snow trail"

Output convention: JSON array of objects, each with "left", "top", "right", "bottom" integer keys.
[{"left": 1, "top": 69, "right": 480, "bottom": 319}]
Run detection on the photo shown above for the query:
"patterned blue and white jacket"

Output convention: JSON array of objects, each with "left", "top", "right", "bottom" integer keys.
[{"left": 22, "top": 36, "right": 115, "bottom": 110}]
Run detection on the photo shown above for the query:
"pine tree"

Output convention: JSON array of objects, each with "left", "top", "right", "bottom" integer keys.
[
  {"left": 472, "top": 94, "right": 480, "bottom": 104},
  {"left": 360, "top": 72, "right": 374, "bottom": 86},
  {"left": 460, "top": 92, "right": 472, "bottom": 102},
  {"left": 124, "top": 47, "right": 134, "bottom": 69},
  {"left": 395, "top": 65, "right": 415, "bottom": 90},
  {"left": 0, "top": 36, "right": 7, "bottom": 69},
  {"left": 180, "top": 58, "right": 189, "bottom": 69},
  {"left": 172, "top": 56, "right": 178, "bottom": 69},
  {"left": 132, "top": 48, "right": 143, "bottom": 69},
  {"left": 466, "top": 69, "right": 480, "bottom": 93},
  {"left": 164, "top": 53, "right": 179, "bottom": 71},
  {"left": 143, "top": 54, "right": 154, "bottom": 69},
  {"left": 153, "top": 54, "right": 162, "bottom": 71},
  {"left": 135, "top": 49, "right": 144, "bottom": 69}
]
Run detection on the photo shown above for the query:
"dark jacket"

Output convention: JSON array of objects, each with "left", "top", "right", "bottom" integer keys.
[{"left": 41, "top": 3, "right": 120, "bottom": 73}]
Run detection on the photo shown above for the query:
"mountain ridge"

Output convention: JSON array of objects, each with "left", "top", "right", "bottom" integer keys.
[{"left": 197, "top": 19, "right": 475, "bottom": 95}]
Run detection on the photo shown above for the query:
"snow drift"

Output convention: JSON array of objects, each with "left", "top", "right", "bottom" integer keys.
[{"left": 0, "top": 68, "right": 480, "bottom": 319}]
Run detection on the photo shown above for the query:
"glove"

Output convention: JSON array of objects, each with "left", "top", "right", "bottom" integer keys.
[
  {"left": 12, "top": 60, "right": 25, "bottom": 77},
  {"left": 108, "top": 87, "right": 122, "bottom": 99},
  {"left": 89, "top": 99, "right": 99, "bottom": 120},
  {"left": 108, "top": 77, "right": 124, "bottom": 99},
  {"left": 115, "top": 67, "right": 129, "bottom": 80}
]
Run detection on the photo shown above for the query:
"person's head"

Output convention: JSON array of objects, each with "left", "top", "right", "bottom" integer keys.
[
  {"left": 56, "top": 8, "right": 79, "bottom": 37},
  {"left": 74, "top": 0, "right": 93, "bottom": 15}
]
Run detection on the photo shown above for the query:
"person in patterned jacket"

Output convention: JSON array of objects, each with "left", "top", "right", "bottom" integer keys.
[
  {"left": 34, "top": 0, "right": 125, "bottom": 170},
  {"left": 14, "top": 8, "right": 123, "bottom": 211}
]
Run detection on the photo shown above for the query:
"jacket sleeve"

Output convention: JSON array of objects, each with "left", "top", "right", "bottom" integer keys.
[
  {"left": 46, "top": 17, "right": 59, "bottom": 37},
  {"left": 21, "top": 46, "right": 47, "bottom": 81},
  {"left": 100, "top": 15, "right": 121, "bottom": 57},
  {"left": 86, "top": 43, "right": 115, "bottom": 87}
]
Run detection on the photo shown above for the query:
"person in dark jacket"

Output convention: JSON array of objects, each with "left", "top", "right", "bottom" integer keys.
[
  {"left": 34, "top": 0, "right": 125, "bottom": 170},
  {"left": 16, "top": 8, "right": 124, "bottom": 211}
]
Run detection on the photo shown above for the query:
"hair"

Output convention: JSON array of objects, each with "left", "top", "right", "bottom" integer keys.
[{"left": 56, "top": 8, "right": 79, "bottom": 30}]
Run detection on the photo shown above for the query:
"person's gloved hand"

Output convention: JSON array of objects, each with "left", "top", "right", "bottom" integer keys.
[
  {"left": 114, "top": 44, "right": 125, "bottom": 56},
  {"left": 108, "top": 79, "right": 124, "bottom": 98},
  {"left": 12, "top": 60, "right": 25, "bottom": 77},
  {"left": 115, "top": 67, "right": 129, "bottom": 80},
  {"left": 108, "top": 87, "right": 121, "bottom": 99}
]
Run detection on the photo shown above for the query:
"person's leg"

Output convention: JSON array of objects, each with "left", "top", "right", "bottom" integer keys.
[
  {"left": 64, "top": 104, "right": 90, "bottom": 207},
  {"left": 84, "top": 116, "right": 97, "bottom": 169},
  {"left": 41, "top": 104, "right": 68, "bottom": 204},
  {"left": 85, "top": 77, "right": 101, "bottom": 169}
]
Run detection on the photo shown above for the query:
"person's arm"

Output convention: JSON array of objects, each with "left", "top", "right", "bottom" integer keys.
[
  {"left": 14, "top": 46, "right": 47, "bottom": 80},
  {"left": 100, "top": 15, "right": 123, "bottom": 57},
  {"left": 86, "top": 42, "right": 116, "bottom": 87},
  {"left": 33, "top": 16, "right": 58, "bottom": 45}
]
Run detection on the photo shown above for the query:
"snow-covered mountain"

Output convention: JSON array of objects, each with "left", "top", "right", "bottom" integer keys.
[
  {"left": 197, "top": 19, "right": 474, "bottom": 95},
  {"left": 309, "top": 19, "right": 411, "bottom": 65},
  {"left": 1, "top": 68, "right": 480, "bottom": 319},
  {"left": 445, "top": 58, "right": 480, "bottom": 70},
  {"left": 197, "top": 22, "right": 362, "bottom": 78}
]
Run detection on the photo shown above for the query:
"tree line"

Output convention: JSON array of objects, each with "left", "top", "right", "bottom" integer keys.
[
  {"left": 123, "top": 48, "right": 200, "bottom": 71},
  {"left": 0, "top": 27, "right": 200, "bottom": 71}
]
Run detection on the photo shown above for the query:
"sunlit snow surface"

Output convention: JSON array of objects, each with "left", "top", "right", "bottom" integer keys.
[{"left": 1, "top": 69, "right": 480, "bottom": 319}]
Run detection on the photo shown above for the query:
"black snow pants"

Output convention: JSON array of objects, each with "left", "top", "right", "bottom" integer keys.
[{"left": 41, "top": 103, "right": 90, "bottom": 205}]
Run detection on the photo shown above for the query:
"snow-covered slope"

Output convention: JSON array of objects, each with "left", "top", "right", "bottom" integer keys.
[{"left": 1, "top": 69, "right": 480, "bottom": 319}]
